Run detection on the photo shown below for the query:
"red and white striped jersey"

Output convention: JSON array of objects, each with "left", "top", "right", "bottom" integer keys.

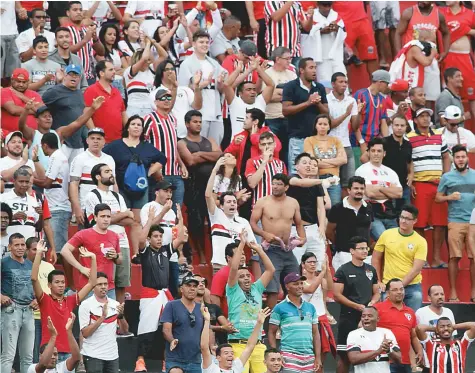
[
  {"left": 422, "top": 332, "right": 474, "bottom": 373},
  {"left": 123, "top": 65, "right": 155, "bottom": 107},
  {"left": 265, "top": 1, "right": 306, "bottom": 58},
  {"left": 143, "top": 111, "right": 181, "bottom": 176},
  {"left": 66, "top": 24, "right": 94, "bottom": 79},
  {"left": 245, "top": 156, "right": 287, "bottom": 205}
]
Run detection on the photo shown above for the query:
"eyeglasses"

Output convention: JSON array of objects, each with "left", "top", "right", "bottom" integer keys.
[
  {"left": 298, "top": 308, "right": 304, "bottom": 321},
  {"left": 399, "top": 215, "right": 415, "bottom": 221},
  {"left": 354, "top": 247, "right": 369, "bottom": 251},
  {"left": 188, "top": 312, "right": 196, "bottom": 327},
  {"left": 157, "top": 95, "right": 172, "bottom": 101},
  {"left": 278, "top": 56, "right": 292, "bottom": 61}
]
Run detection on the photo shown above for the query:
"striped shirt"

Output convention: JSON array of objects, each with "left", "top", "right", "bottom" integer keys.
[
  {"left": 265, "top": 1, "right": 305, "bottom": 58},
  {"left": 143, "top": 111, "right": 180, "bottom": 176},
  {"left": 245, "top": 157, "right": 287, "bottom": 204},
  {"left": 421, "top": 331, "right": 473, "bottom": 373},
  {"left": 407, "top": 128, "right": 448, "bottom": 182},
  {"left": 123, "top": 65, "right": 155, "bottom": 107},
  {"left": 269, "top": 296, "right": 318, "bottom": 355},
  {"left": 351, "top": 88, "right": 388, "bottom": 146},
  {"left": 66, "top": 24, "right": 94, "bottom": 80}
]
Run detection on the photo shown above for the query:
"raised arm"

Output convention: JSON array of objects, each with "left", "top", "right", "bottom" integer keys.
[
  {"left": 77, "top": 247, "right": 97, "bottom": 301},
  {"left": 227, "top": 233, "right": 246, "bottom": 287},
  {"left": 200, "top": 303, "right": 213, "bottom": 369},
  {"left": 35, "top": 317, "right": 57, "bottom": 373},
  {"left": 249, "top": 242, "right": 275, "bottom": 287},
  {"left": 270, "top": 1, "right": 293, "bottom": 22},
  {"left": 394, "top": 7, "right": 412, "bottom": 51},
  {"left": 256, "top": 62, "right": 275, "bottom": 104},
  {"left": 31, "top": 239, "right": 48, "bottom": 300},
  {"left": 205, "top": 158, "right": 225, "bottom": 215},
  {"left": 18, "top": 100, "right": 36, "bottom": 141},
  {"left": 223, "top": 60, "right": 243, "bottom": 104},
  {"left": 65, "top": 313, "right": 81, "bottom": 371}
]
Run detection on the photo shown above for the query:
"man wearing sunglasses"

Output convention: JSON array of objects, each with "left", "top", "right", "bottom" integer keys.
[{"left": 372, "top": 204, "right": 427, "bottom": 312}]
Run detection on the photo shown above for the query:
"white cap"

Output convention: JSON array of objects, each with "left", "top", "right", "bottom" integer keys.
[{"left": 442, "top": 105, "right": 462, "bottom": 120}]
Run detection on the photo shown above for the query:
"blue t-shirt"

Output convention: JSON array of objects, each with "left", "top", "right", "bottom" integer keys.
[
  {"left": 160, "top": 300, "right": 204, "bottom": 364},
  {"left": 438, "top": 169, "right": 475, "bottom": 222},
  {"left": 1, "top": 257, "right": 34, "bottom": 305},
  {"left": 103, "top": 139, "right": 167, "bottom": 191}
]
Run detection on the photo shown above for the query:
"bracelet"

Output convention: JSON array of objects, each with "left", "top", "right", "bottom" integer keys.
[
  {"left": 117, "top": 314, "right": 124, "bottom": 319},
  {"left": 32, "top": 157, "right": 40, "bottom": 162}
]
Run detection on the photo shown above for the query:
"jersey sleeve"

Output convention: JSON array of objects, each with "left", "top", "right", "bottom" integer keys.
[
  {"left": 45, "top": 154, "right": 60, "bottom": 180},
  {"left": 69, "top": 155, "right": 83, "bottom": 178},
  {"left": 140, "top": 204, "right": 150, "bottom": 227},
  {"left": 78, "top": 301, "right": 91, "bottom": 330},
  {"left": 42, "top": 196, "right": 52, "bottom": 220},
  {"left": 67, "top": 230, "right": 85, "bottom": 248},
  {"left": 269, "top": 305, "right": 281, "bottom": 326},
  {"left": 160, "top": 301, "right": 174, "bottom": 323},
  {"left": 84, "top": 192, "right": 100, "bottom": 224},
  {"left": 83, "top": 86, "right": 94, "bottom": 107},
  {"left": 244, "top": 158, "right": 257, "bottom": 178},
  {"left": 346, "top": 331, "right": 361, "bottom": 352},
  {"left": 437, "top": 174, "right": 449, "bottom": 193},
  {"left": 210, "top": 270, "right": 226, "bottom": 297},
  {"left": 414, "top": 236, "right": 428, "bottom": 261},
  {"left": 333, "top": 267, "right": 346, "bottom": 284},
  {"left": 373, "top": 230, "right": 386, "bottom": 253}
]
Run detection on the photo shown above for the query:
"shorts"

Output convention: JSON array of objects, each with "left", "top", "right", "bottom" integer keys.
[
  {"left": 336, "top": 311, "right": 361, "bottom": 355},
  {"left": 1, "top": 35, "right": 20, "bottom": 78},
  {"left": 115, "top": 246, "right": 131, "bottom": 287},
  {"left": 345, "top": 18, "right": 377, "bottom": 61},
  {"left": 448, "top": 222, "right": 473, "bottom": 259},
  {"left": 120, "top": 187, "right": 149, "bottom": 210},
  {"left": 411, "top": 182, "right": 448, "bottom": 228},
  {"left": 261, "top": 245, "right": 299, "bottom": 293},
  {"left": 281, "top": 351, "right": 315, "bottom": 373},
  {"left": 370, "top": 1, "right": 400, "bottom": 30},
  {"left": 443, "top": 51, "right": 475, "bottom": 100}
]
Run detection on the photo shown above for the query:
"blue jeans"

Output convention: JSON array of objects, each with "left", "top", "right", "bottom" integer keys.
[
  {"left": 33, "top": 319, "right": 41, "bottom": 363},
  {"left": 50, "top": 210, "right": 72, "bottom": 253},
  {"left": 164, "top": 175, "right": 185, "bottom": 209},
  {"left": 288, "top": 137, "right": 305, "bottom": 174},
  {"left": 394, "top": 185, "right": 411, "bottom": 214},
  {"left": 1, "top": 304, "right": 35, "bottom": 373},
  {"left": 382, "top": 283, "right": 423, "bottom": 311},
  {"left": 266, "top": 118, "right": 288, "bottom": 167},
  {"left": 390, "top": 363, "right": 412, "bottom": 373},
  {"left": 370, "top": 217, "right": 398, "bottom": 241},
  {"left": 166, "top": 360, "right": 202, "bottom": 373},
  {"left": 320, "top": 174, "right": 342, "bottom": 206}
]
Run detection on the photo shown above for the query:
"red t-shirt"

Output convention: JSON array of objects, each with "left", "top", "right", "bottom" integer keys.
[
  {"left": 21, "top": 1, "right": 44, "bottom": 11},
  {"left": 39, "top": 293, "right": 79, "bottom": 353},
  {"left": 67, "top": 228, "right": 120, "bottom": 290},
  {"left": 375, "top": 300, "right": 417, "bottom": 365},
  {"left": 1, "top": 88, "right": 43, "bottom": 134},
  {"left": 441, "top": 6, "right": 475, "bottom": 43},
  {"left": 83, "top": 82, "right": 125, "bottom": 143}
]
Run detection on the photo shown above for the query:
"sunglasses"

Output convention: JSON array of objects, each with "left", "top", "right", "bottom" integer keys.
[
  {"left": 298, "top": 308, "right": 304, "bottom": 321},
  {"left": 157, "top": 95, "right": 172, "bottom": 101},
  {"left": 189, "top": 312, "right": 196, "bottom": 327}
]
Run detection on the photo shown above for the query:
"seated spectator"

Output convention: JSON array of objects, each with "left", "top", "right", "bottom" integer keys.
[
  {"left": 435, "top": 67, "right": 469, "bottom": 128},
  {"left": 304, "top": 114, "right": 347, "bottom": 205},
  {"left": 16, "top": 8, "right": 56, "bottom": 63},
  {"left": 440, "top": 106, "right": 475, "bottom": 153},
  {"left": 210, "top": 15, "right": 241, "bottom": 62}
]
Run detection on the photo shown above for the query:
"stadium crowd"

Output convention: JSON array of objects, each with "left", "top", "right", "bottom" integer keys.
[{"left": 1, "top": 1, "right": 475, "bottom": 373}]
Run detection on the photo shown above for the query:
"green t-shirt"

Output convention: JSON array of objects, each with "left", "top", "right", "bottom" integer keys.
[{"left": 226, "top": 279, "right": 265, "bottom": 340}]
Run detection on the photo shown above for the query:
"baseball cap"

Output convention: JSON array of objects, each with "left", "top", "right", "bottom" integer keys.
[
  {"left": 87, "top": 127, "right": 105, "bottom": 137},
  {"left": 65, "top": 64, "right": 81, "bottom": 75},
  {"left": 240, "top": 40, "right": 257, "bottom": 57},
  {"left": 372, "top": 69, "right": 391, "bottom": 84},
  {"left": 442, "top": 105, "right": 462, "bottom": 120},
  {"left": 12, "top": 68, "right": 30, "bottom": 81},
  {"left": 155, "top": 180, "right": 177, "bottom": 191},
  {"left": 155, "top": 89, "right": 170, "bottom": 100},
  {"left": 389, "top": 79, "right": 409, "bottom": 92},
  {"left": 5, "top": 131, "right": 23, "bottom": 145},
  {"left": 415, "top": 108, "right": 434, "bottom": 118},
  {"left": 180, "top": 274, "right": 199, "bottom": 286},
  {"left": 36, "top": 106, "right": 50, "bottom": 117},
  {"left": 283, "top": 272, "right": 307, "bottom": 285}
]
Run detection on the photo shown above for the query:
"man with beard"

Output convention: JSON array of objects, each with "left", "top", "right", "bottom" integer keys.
[
  {"left": 416, "top": 318, "right": 475, "bottom": 373},
  {"left": 85, "top": 163, "right": 133, "bottom": 305},
  {"left": 250, "top": 173, "right": 306, "bottom": 309},
  {"left": 1, "top": 68, "right": 43, "bottom": 134},
  {"left": 436, "top": 145, "right": 475, "bottom": 303},
  {"left": 48, "top": 27, "right": 88, "bottom": 91},
  {"left": 347, "top": 307, "right": 401, "bottom": 373},
  {"left": 408, "top": 87, "right": 426, "bottom": 126}
]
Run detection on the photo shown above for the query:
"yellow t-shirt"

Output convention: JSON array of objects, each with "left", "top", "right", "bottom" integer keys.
[
  {"left": 33, "top": 260, "right": 55, "bottom": 320},
  {"left": 374, "top": 228, "right": 428, "bottom": 285}
]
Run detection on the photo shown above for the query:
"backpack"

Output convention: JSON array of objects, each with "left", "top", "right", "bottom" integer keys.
[
  {"left": 124, "top": 148, "right": 148, "bottom": 196},
  {"left": 83, "top": 189, "right": 121, "bottom": 228}
]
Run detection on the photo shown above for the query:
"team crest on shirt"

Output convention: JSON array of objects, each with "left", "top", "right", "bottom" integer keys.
[
  {"left": 404, "top": 313, "right": 412, "bottom": 321},
  {"left": 408, "top": 243, "right": 414, "bottom": 250},
  {"left": 468, "top": 88, "right": 474, "bottom": 96},
  {"left": 276, "top": 164, "right": 284, "bottom": 173},
  {"left": 452, "top": 344, "right": 460, "bottom": 353},
  {"left": 365, "top": 270, "right": 373, "bottom": 281}
]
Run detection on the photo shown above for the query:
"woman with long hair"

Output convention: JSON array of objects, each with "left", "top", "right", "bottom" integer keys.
[
  {"left": 118, "top": 20, "right": 142, "bottom": 63},
  {"left": 304, "top": 114, "right": 347, "bottom": 206}
]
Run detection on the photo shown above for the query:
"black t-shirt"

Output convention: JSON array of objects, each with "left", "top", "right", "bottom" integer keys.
[
  {"left": 286, "top": 174, "right": 325, "bottom": 225},
  {"left": 206, "top": 302, "right": 227, "bottom": 345},
  {"left": 138, "top": 245, "right": 171, "bottom": 290},
  {"left": 334, "top": 262, "right": 378, "bottom": 315},
  {"left": 328, "top": 201, "right": 373, "bottom": 253},
  {"left": 382, "top": 135, "right": 412, "bottom": 187}
]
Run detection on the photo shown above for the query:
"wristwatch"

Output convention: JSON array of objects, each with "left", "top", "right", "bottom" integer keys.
[{"left": 358, "top": 138, "right": 365, "bottom": 145}]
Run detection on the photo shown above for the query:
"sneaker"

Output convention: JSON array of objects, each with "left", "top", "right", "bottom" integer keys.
[
  {"left": 76, "top": 361, "right": 86, "bottom": 373},
  {"left": 134, "top": 359, "right": 147, "bottom": 372},
  {"left": 116, "top": 330, "right": 134, "bottom": 338}
]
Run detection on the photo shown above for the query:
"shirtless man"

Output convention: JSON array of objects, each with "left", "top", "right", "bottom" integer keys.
[
  {"left": 250, "top": 173, "right": 306, "bottom": 309},
  {"left": 441, "top": 1, "right": 475, "bottom": 120}
]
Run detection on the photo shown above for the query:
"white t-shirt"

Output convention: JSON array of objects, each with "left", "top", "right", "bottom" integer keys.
[
  {"left": 16, "top": 28, "right": 56, "bottom": 54},
  {"left": 203, "top": 358, "right": 244, "bottom": 373},
  {"left": 327, "top": 92, "right": 358, "bottom": 148},
  {"left": 28, "top": 361, "right": 73, "bottom": 373},
  {"left": 0, "top": 191, "right": 40, "bottom": 240},
  {"left": 140, "top": 201, "right": 177, "bottom": 262},
  {"left": 355, "top": 162, "right": 401, "bottom": 204},
  {"left": 209, "top": 207, "right": 256, "bottom": 265},
  {"left": 229, "top": 95, "right": 267, "bottom": 137},
  {"left": 125, "top": 65, "right": 155, "bottom": 108},
  {"left": 0, "top": 2, "right": 18, "bottom": 36},
  {"left": 0, "top": 156, "right": 35, "bottom": 193},
  {"left": 45, "top": 149, "right": 71, "bottom": 212},
  {"left": 212, "top": 175, "right": 242, "bottom": 194},
  {"left": 118, "top": 40, "right": 141, "bottom": 58},
  {"left": 69, "top": 150, "right": 116, "bottom": 209},
  {"left": 79, "top": 295, "right": 120, "bottom": 360},
  {"left": 84, "top": 189, "right": 130, "bottom": 248},
  {"left": 442, "top": 127, "right": 475, "bottom": 153},
  {"left": 209, "top": 31, "right": 240, "bottom": 59},
  {"left": 124, "top": 1, "right": 165, "bottom": 38},
  {"left": 346, "top": 327, "right": 399, "bottom": 373}
]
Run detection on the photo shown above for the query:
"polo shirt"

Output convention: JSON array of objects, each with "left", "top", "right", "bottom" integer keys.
[
  {"left": 434, "top": 88, "right": 464, "bottom": 128},
  {"left": 328, "top": 92, "right": 358, "bottom": 148},
  {"left": 328, "top": 197, "right": 373, "bottom": 253},
  {"left": 39, "top": 293, "right": 79, "bottom": 353},
  {"left": 282, "top": 78, "right": 327, "bottom": 139},
  {"left": 375, "top": 300, "right": 416, "bottom": 365},
  {"left": 83, "top": 82, "right": 125, "bottom": 143},
  {"left": 269, "top": 296, "right": 318, "bottom": 355},
  {"left": 382, "top": 135, "right": 412, "bottom": 187},
  {"left": 437, "top": 169, "right": 475, "bottom": 223}
]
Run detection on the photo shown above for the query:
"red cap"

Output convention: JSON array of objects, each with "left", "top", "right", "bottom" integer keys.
[
  {"left": 12, "top": 68, "right": 30, "bottom": 81},
  {"left": 389, "top": 79, "right": 409, "bottom": 92}
]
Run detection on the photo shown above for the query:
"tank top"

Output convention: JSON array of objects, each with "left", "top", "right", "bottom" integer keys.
[
  {"left": 182, "top": 137, "right": 214, "bottom": 179},
  {"left": 403, "top": 5, "right": 440, "bottom": 45},
  {"left": 301, "top": 281, "right": 326, "bottom": 317}
]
